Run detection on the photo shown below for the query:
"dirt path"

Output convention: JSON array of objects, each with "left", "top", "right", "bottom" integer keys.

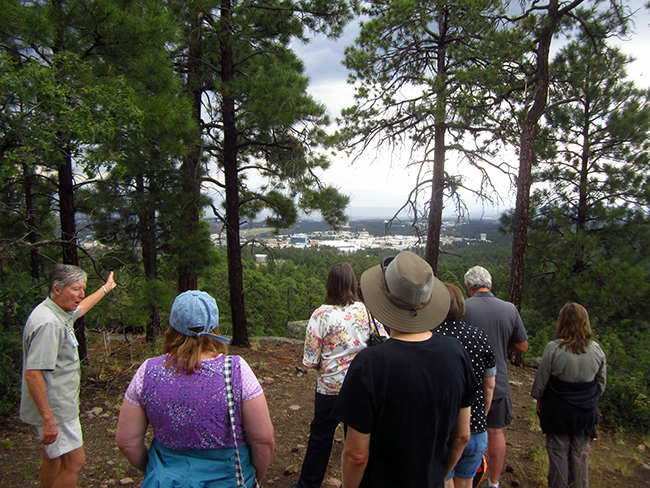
[{"left": 1, "top": 336, "right": 649, "bottom": 487}]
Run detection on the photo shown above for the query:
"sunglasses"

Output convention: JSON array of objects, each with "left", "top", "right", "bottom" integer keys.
[{"left": 381, "top": 255, "right": 396, "bottom": 294}]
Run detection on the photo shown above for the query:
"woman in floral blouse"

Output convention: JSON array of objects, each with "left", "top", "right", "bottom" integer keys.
[{"left": 292, "top": 262, "right": 387, "bottom": 488}]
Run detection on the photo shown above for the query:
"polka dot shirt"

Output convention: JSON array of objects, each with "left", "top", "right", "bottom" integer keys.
[{"left": 436, "top": 320, "right": 497, "bottom": 433}]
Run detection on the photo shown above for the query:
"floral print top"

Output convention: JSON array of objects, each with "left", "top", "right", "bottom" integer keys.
[{"left": 303, "top": 301, "right": 388, "bottom": 395}]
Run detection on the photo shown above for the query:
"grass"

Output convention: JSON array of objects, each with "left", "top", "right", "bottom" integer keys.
[{"left": 519, "top": 403, "right": 650, "bottom": 487}]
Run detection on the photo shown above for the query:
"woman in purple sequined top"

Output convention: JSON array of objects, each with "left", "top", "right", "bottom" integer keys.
[{"left": 116, "top": 291, "right": 275, "bottom": 487}]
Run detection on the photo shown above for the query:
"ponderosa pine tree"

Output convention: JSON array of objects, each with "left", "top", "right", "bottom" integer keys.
[
  {"left": 524, "top": 30, "right": 650, "bottom": 321},
  {"left": 0, "top": 0, "right": 181, "bottom": 356},
  {"left": 506, "top": 0, "right": 631, "bottom": 310},
  {"left": 79, "top": 47, "right": 197, "bottom": 342},
  {"left": 167, "top": 0, "right": 354, "bottom": 345},
  {"left": 338, "top": 0, "right": 527, "bottom": 273}
]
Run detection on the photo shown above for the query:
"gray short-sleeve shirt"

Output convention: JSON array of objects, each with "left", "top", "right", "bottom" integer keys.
[
  {"left": 20, "top": 298, "right": 81, "bottom": 426},
  {"left": 463, "top": 291, "right": 528, "bottom": 400}
]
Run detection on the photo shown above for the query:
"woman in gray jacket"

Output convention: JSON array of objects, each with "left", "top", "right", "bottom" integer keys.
[{"left": 531, "top": 303, "right": 607, "bottom": 488}]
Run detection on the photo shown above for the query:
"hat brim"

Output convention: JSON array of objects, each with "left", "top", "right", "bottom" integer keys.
[{"left": 360, "top": 264, "right": 450, "bottom": 333}]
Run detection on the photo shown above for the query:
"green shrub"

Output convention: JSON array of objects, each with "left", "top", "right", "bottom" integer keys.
[
  {"left": 599, "top": 374, "right": 650, "bottom": 435},
  {"left": 0, "top": 329, "right": 22, "bottom": 415}
]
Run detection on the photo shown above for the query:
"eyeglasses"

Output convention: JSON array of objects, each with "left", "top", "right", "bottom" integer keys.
[{"left": 381, "top": 256, "right": 396, "bottom": 294}]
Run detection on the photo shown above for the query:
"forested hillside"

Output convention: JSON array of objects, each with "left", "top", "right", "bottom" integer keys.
[{"left": 2, "top": 0, "right": 649, "bottom": 438}]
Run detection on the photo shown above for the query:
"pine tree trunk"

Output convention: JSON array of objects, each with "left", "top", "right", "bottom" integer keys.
[
  {"left": 23, "top": 164, "right": 40, "bottom": 279},
  {"left": 222, "top": 0, "right": 250, "bottom": 347},
  {"left": 177, "top": 7, "right": 203, "bottom": 294},
  {"left": 139, "top": 174, "right": 160, "bottom": 342},
  {"left": 508, "top": 2, "right": 565, "bottom": 310},
  {"left": 59, "top": 149, "right": 87, "bottom": 360}
]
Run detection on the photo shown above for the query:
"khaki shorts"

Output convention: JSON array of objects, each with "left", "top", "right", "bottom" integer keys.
[
  {"left": 36, "top": 417, "right": 83, "bottom": 458},
  {"left": 486, "top": 396, "right": 513, "bottom": 429}
]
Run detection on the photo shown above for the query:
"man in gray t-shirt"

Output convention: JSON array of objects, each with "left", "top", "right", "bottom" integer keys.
[
  {"left": 463, "top": 266, "right": 528, "bottom": 488},
  {"left": 21, "top": 264, "right": 115, "bottom": 488}
]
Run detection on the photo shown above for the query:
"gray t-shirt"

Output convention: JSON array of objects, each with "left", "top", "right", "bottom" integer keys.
[
  {"left": 20, "top": 298, "right": 81, "bottom": 426},
  {"left": 463, "top": 291, "right": 528, "bottom": 399},
  {"left": 531, "top": 340, "right": 607, "bottom": 399}
]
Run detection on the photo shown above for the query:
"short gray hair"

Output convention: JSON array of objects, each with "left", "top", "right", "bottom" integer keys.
[
  {"left": 49, "top": 264, "right": 87, "bottom": 297},
  {"left": 464, "top": 266, "right": 492, "bottom": 290}
]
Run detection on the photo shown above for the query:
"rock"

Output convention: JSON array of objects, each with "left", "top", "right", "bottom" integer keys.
[
  {"left": 284, "top": 464, "right": 300, "bottom": 475},
  {"left": 86, "top": 406, "right": 103, "bottom": 418},
  {"left": 263, "top": 377, "right": 275, "bottom": 384},
  {"left": 324, "top": 478, "right": 341, "bottom": 487},
  {"left": 510, "top": 481, "right": 520, "bottom": 487},
  {"left": 287, "top": 320, "right": 309, "bottom": 340},
  {"left": 105, "top": 480, "right": 116, "bottom": 487},
  {"left": 289, "top": 405, "right": 301, "bottom": 411},
  {"left": 638, "top": 444, "right": 647, "bottom": 453},
  {"left": 642, "top": 463, "right": 650, "bottom": 471},
  {"left": 505, "top": 465, "right": 514, "bottom": 473},
  {"left": 527, "top": 357, "right": 542, "bottom": 368},
  {"left": 119, "top": 478, "right": 134, "bottom": 485},
  {"left": 107, "top": 460, "right": 115, "bottom": 466}
]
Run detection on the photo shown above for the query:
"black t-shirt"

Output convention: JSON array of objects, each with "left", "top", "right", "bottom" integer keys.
[{"left": 332, "top": 334, "right": 478, "bottom": 488}]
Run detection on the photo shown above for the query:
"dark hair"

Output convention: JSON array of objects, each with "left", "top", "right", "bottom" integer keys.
[
  {"left": 325, "top": 262, "right": 358, "bottom": 306},
  {"left": 555, "top": 302, "right": 593, "bottom": 354},
  {"left": 163, "top": 327, "right": 228, "bottom": 375},
  {"left": 444, "top": 283, "right": 465, "bottom": 321}
]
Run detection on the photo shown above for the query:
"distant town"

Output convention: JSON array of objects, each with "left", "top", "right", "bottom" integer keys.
[{"left": 208, "top": 218, "right": 507, "bottom": 256}]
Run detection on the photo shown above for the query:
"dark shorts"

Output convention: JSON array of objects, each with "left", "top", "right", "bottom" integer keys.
[{"left": 486, "top": 396, "right": 513, "bottom": 429}]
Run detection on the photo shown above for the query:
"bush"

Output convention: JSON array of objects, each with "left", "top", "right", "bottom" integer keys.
[
  {"left": 0, "top": 329, "right": 22, "bottom": 415},
  {"left": 599, "top": 374, "right": 650, "bottom": 434}
]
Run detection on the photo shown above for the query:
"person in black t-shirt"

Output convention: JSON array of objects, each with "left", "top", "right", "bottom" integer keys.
[{"left": 332, "top": 251, "right": 478, "bottom": 488}]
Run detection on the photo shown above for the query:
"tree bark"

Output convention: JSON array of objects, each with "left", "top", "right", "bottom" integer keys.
[
  {"left": 23, "top": 164, "right": 40, "bottom": 279},
  {"left": 177, "top": 6, "right": 203, "bottom": 294},
  {"left": 221, "top": 0, "right": 250, "bottom": 347},
  {"left": 508, "top": 0, "right": 574, "bottom": 310},
  {"left": 424, "top": 9, "right": 448, "bottom": 275},
  {"left": 138, "top": 173, "right": 160, "bottom": 342},
  {"left": 59, "top": 148, "right": 87, "bottom": 360}
]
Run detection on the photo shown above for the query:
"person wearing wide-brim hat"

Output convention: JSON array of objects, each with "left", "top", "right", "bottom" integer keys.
[{"left": 331, "top": 251, "right": 478, "bottom": 488}]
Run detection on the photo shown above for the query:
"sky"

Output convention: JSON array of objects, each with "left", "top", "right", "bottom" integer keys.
[{"left": 288, "top": 1, "right": 650, "bottom": 221}]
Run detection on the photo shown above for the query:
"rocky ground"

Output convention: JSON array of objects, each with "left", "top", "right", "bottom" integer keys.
[{"left": 1, "top": 334, "right": 650, "bottom": 487}]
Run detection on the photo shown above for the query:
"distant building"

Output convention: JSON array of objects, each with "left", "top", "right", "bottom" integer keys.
[
  {"left": 255, "top": 254, "right": 267, "bottom": 264},
  {"left": 290, "top": 234, "right": 309, "bottom": 246},
  {"left": 480, "top": 233, "right": 487, "bottom": 241},
  {"left": 319, "top": 240, "right": 359, "bottom": 253}
]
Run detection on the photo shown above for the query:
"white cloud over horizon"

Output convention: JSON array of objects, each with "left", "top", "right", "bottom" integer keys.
[{"left": 289, "top": 2, "right": 650, "bottom": 221}]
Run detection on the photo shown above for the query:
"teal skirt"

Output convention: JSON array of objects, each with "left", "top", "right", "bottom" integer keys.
[{"left": 142, "top": 439, "right": 257, "bottom": 488}]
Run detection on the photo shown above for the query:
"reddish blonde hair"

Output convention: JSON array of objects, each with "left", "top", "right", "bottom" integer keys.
[{"left": 163, "top": 327, "right": 228, "bottom": 375}]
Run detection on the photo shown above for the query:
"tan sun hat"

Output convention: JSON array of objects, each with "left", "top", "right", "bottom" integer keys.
[{"left": 360, "top": 251, "right": 450, "bottom": 333}]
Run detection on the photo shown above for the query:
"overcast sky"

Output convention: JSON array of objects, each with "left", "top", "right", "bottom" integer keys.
[{"left": 290, "top": 2, "right": 650, "bottom": 221}]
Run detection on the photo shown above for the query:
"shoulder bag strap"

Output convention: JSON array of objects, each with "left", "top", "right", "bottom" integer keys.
[
  {"left": 224, "top": 355, "right": 255, "bottom": 488},
  {"left": 364, "top": 304, "right": 377, "bottom": 334}
]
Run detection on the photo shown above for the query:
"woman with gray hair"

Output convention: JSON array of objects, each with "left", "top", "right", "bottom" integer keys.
[{"left": 21, "top": 264, "right": 116, "bottom": 488}]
